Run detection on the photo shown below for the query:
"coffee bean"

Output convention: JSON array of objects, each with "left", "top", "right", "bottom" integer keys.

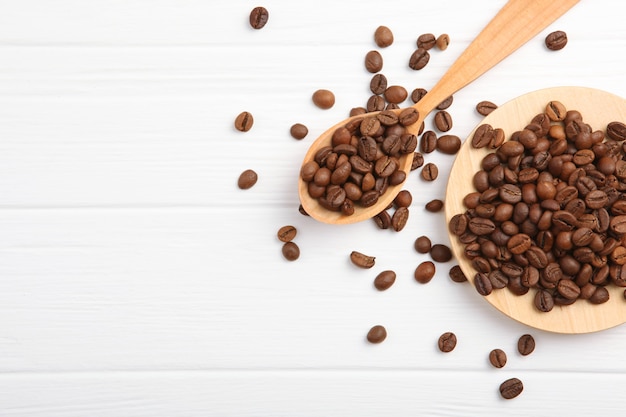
[
  {"left": 474, "top": 272, "right": 493, "bottom": 295},
  {"left": 282, "top": 241, "right": 300, "bottom": 261},
  {"left": 249, "top": 6, "right": 269, "bottom": 29},
  {"left": 365, "top": 50, "right": 383, "bottom": 73},
  {"left": 436, "top": 33, "right": 450, "bottom": 50},
  {"left": 277, "top": 225, "right": 297, "bottom": 243},
  {"left": 415, "top": 261, "right": 436, "bottom": 283},
  {"left": 438, "top": 332, "right": 457, "bottom": 352},
  {"left": 411, "top": 152, "right": 425, "bottom": 170},
  {"left": 500, "top": 378, "right": 524, "bottom": 399},
  {"left": 384, "top": 85, "right": 408, "bottom": 104},
  {"left": 545, "top": 30, "right": 568, "bottom": 50},
  {"left": 237, "top": 169, "right": 258, "bottom": 189},
  {"left": 374, "top": 270, "right": 396, "bottom": 291},
  {"left": 411, "top": 88, "right": 428, "bottom": 103},
  {"left": 394, "top": 190, "right": 412, "bottom": 207},
  {"left": 417, "top": 33, "right": 436, "bottom": 50},
  {"left": 367, "top": 325, "right": 387, "bottom": 343},
  {"left": 421, "top": 163, "right": 438, "bottom": 181},
  {"left": 234, "top": 111, "right": 254, "bottom": 132},
  {"left": 374, "top": 25, "right": 394, "bottom": 48},
  {"left": 290, "top": 123, "right": 308, "bottom": 140},
  {"left": 409, "top": 48, "right": 430, "bottom": 70},
  {"left": 391, "top": 207, "right": 409, "bottom": 232},
  {"left": 425, "top": 199, "right": 444, "bottom": 212},
  {"left": 312, "top": 89, "right": 335, "bottom": 109},
  {"left": 449, "top": 265, "right": 467, "bottom": 283},
  {"left": 437, "top": 134, "right": 461, "bottom": 154},
  {"left": 517, "top": 334, "right": 536, "bottom": 356},
  {"left": 431, "top": 244, "right": 453, "bottom": 263},
  {"left": 476, "top": 100, "right": 497, "bottom": 116},
  {"left": 369, "top": 74, "right": 388, "bottom": 95},
  {"left": 434, "top": 110, "right": 453, "bottom": 132},
  {"left": 489, "top": 348, "right": 507, "bottom": 368},
  {"left": 607, "top": 121, "right": 626, "bottom": 141},
  {"left": 350, "top": 251, "right": 375, "bottom": 268},
  {"left": 373, "top": 210, "right": 391, "bottom": 229}
]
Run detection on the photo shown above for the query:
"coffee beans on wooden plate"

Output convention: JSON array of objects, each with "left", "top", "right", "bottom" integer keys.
[{"left": 450, "top": 100, "right": 626, "bottom": 311}]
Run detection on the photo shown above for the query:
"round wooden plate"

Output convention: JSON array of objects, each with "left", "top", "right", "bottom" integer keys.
[{"left": 444, "top": 86, "right": 626, "bottom": 334}]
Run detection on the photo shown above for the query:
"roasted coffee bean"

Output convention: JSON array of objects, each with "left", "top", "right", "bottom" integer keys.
[
  {"left": 431, "top": 244, "right": 453, "bottom": 262},
  {"left": 534, "top": 289, "right": 554, "bottom": 312},
  {"left": 437, "top": 95, "right": 454, "bottom": 110},
  {"left": 369, "top": 74, "right": 388, "bottom": 95},
  {"left": 399, "top": 108, "right": 420, "bottom": 127},
  {"left": 438, "top": 332, "right": 457, "bottom": 352},
  {"left": 546, "top": 101, "right": 567, "bottom": 121},
  {"left": 374, "top": 270, "right": 396, "bottom": 291},
  {"left": 517, "top": 334, "right": 536, "bottom": 356},
  {"left": 374, "top": 25, "right": 394, "bottom": 48},
  {"left": 557, "top": 278, "right": 581, "bottom": 299},
  {"left": 409, "top": 48, "right": 430, "bottom": 70},
  {"left": 469, "top": 217, "right": 496, "bottom": 235},
  {"left": 350, "top": 251, "right": 375, "bottom": 268},
  {"left": 411, "top": 88, "right": 428, "bottom": 103},
  {"left": 417, "top": 33, "right": 436, "bottom": 49},
  {"left": 471, "top": 124, "right": 495, "bottom": 148},
  {"left": 425, "top": 199, "right": 444, "bottom": 212},
  {"left": 449, "top": 265, "right": 468, "bottom": 282},
  {"left": 366, "top": 94, "right": 386, "bottom": 112},
  {"left": 384, "top": 85, "right": 408, "bottom": 104},
  {"left": 415, "top": 261, "right": 436, "bottom": 283},
  {"left": 365, "top": 50, "right": 383, "bottom": 73},
  {"left": 421, "top": 163, "right": 438, "bottom": 181},
  {"left": 373, "top": 210, "right": 391, "bottom": 229},
  {"left": 290, "top": 123, "right": 308, "bottom": 140},
  {"left": 367, "top": 325, "right": 387, "bottom": 343},
  {"left": 476, "top": 100, "right": 497, "bottom": 116},
  {"left": 415, "top": 236, "right": 432, "bottom": 254},
  {"left": 277, "top": 225, "right": 297, "bottom": 243},
  {"left": 590, "top": 286, "right": 610, "bottom": 304},
  {"left": 421, "top": 130, "right": 437, "bottom": 154},
  {"left": 312, "top": 89, "right": 335, "bottom": 109},
  {"left": 607, "top": 121, "right": 626, "bottom": 141},
  {"left": 237, "top": 169, "right": 258, "bottom": 189},
  {"left": 282, "top": 241, "right": 300, "bottom": 261},
  {"left": 234, "top": 111, "right": 254, "bottom": 132},
  {"left": 489, "top": 348, "right": 507, "bottom": 368},
  {"left": 394, "top": 190, "right": 412, "bottom": 208},
  {"left": 545, "top": 30, "right": 568, "bottom": 50},
  {"left": 500, "top": 378, "right": 524, "bottom": 399},
  {"left": 436, "top": 33, "right": 450, "bottom": 50},
  {"left": 249, "top": 6, "right": 269, "bottom": 29},
  {"left": 391, "top": 207, "right": 409, "bottom": 232},
  {"left": 437, "top": 134, "right": 461, "bottom": 154},
  {"left": 434, "top": 110, "right": 453, "bottom": 132}
]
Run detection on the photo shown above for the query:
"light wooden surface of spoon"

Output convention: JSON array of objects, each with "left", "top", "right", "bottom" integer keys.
[
  {"left": 298, "top": 0, "right": 579, "bottom": 224},
  {"left": 445, "top": 86, "right": 626, "bottom": 334}
]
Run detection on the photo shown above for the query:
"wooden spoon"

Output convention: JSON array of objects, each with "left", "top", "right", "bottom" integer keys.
[
  {"left": 445, "top": 86, "right": 626, "bottom": 334},
  {"left": 298, "top": 0, "right": 580, "bottom": 225}
]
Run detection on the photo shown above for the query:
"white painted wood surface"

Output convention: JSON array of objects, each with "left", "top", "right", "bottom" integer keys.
[{"left": 1, "top": 0, "right": 626, "bottom": 415}]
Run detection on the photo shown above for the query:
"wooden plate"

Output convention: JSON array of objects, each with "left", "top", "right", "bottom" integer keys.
[{"left": 444, "top": 86, "right": 626, "bottom": 334}]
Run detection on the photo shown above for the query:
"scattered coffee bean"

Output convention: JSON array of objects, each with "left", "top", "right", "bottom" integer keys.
[
  {"left": 373, "top": 210, "right": 392, "bottom": 229},
  {"left": 374, "top": 25, "right": 394, "bottom": 48},
  {"left": 414, "top": 236, "right": 432, "bottom": 254},
  {"left": 290, "top": 123, "right": 308, "bottom": 140},
  {"left": 249, "top": 6, "right": 269, "bottom": 29},
  {"left": 415, "top": 261, "right": 436, "bottom": 283},
  {"left": 365, "top": 50, "right": 383, "bottom": 73},
  {"left": 237, "top": 169, "right": 258, "bottom": 189},
  {"left": 434, "top": 110, "right": 453, "bottom": 132},
  {"left": 421, "top": 163, "right": 438, "bottom": 181},
  {"left": 367, "top": 325, "right": 387, "bottom": 343},
  {"left": 425, "top": 199, "right": 444, "bottom": 212},
  {"left": 435, "top": 33, "right": 450, "bottom": 51},
  {"left": 545, "top": 30, "right": 568, "bottom": 51},
  {"left": 437, "top": 134, "right": 461, "bottom": 154},
  {"left": 374, "top": 270, "right": 396, "bottom": 291},
  {"left": 394, "top": 190, "right": 413, "bottom": 208},
  {"left": 449, "top": 265, "right": 468, "bottom": 282},
  {"left": 517, "top": 334, "right": 536, "bottom": 356},
  {"left": 499, "top": 377, "right": 523, "bottom": 399},
  {"left": 476, "top": 100, "right": 497, "bottom": 116},
  {"left": 438, "top": 331, "right": 457, "bottom": 352},
  {"left": 384, "top": 85, "right": 408, "bottom": 104},
  {"left": 312, "top": 89, "right": 335, "bottom": 109},
  {"left": 391, "top": 206, "right": 409, "bottom": 232},
  {"left": 369, "top": 74, "right": 388, "bottom": 95},
  {"left": 409, "top": 48, "right": 430, "bottom": 70},
  {"left": 417, "top": 33, "right": 436, "bottom": 50},
  {"left": 350, "top": 251, "right": 376, "bottom": 268},
  {"left": 234, "top": 111, "right": 254, "bottom": 132},
  {"left": 421, "top": 130, "right": 437, "bottom": 154},
  {"left": 430, "top": 244, "right": 452, "bottom": 263},
  {"left": 489, "top": 348, "right": 507, "bottom": 368},
  {"left": 411, "top": 88, "right": 428, "bottom": 104},
  {"left": 277, "top": 225, "right": 297, "bottom": 243},
  {"left": 282, "top": 241, "right": 300, "bottom": 261}
]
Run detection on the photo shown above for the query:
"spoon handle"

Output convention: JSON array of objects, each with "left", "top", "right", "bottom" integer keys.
[{"left": 417, "top": 0, "right": 579, "bottom": 112}]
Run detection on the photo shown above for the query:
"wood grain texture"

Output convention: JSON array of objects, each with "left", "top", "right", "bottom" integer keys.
[{"left": 2, "top": 0, "right": 626, "bottom": 416}]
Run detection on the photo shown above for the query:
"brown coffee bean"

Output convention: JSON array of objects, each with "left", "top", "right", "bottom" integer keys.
[
  {"left": 350, "top": 251, "right": 375, "bottom": 268},
  {"left": 277, "top": 225, "right": 297, "bottom": 243},
  {"left": 409, "top": 48, "right": 430, "bottom": 70},
  {"left": 431, "top": 244, "right": 453, "bottom": 263},
  {"left": 394, "top": 190, "right": 412, "bottom": 208},
  {"left": 436, "top": 134, "right": 461, "bottom": 155},
  {"left": 237, "top": 169, "right": 258, "bottom": 189},
  {"left": 369, "top": 74, "right": 388, "bottom": 95},
  {"left": 417, "top": 33, "right": 436, "bottom": 50},
  {"left": 312, "top": 89, "right": 335, "bottom": 109},
  {"left": 384, "top": 85, "right": 408, "bottom": 104},
  {"left": 425, "top": 199, "right": 444, "bottom": 212},
  {"left": 367, "top": 325, "right": 387, "bottom": 343},
  {"left": 449, "top": 265, "right": 468, "bottom": 283},
  {"left": 437, "top": 96, "right": 454, "bottom": 110},
  {"left": 434, "top": 110, "right": 453, "bottom": 132},
  {"left": 411, "top": 88, "right": 428, "bottom": 103},
  {"left": 282, "top": 241, "right": 300, "bottom": 261},
  {"left": 471, "top": 124, "right": 495, "bottom": 148},
  {"left": 374, "top": 270, "right": 396, "bottom": 291},
  {"left": 545, "top": 30, "right": 568, "bottom": 50},
  {"left": 507, "top": 233, "right": 532, "bottom": 254},
  {"left": 399, "top": 108, "right": 420, "bottom": 126},
  {"left": 415, "top": 261, "right": 436, "bottom": 283},
  {"left": 414, "top": 236, "right": 432, "bottom": 254},
  {"left": 489, "top": 348, "right": 507, "bottom": 368},
  {"left": 421, "top": 163, "right": 438, "bottom": 181},
  {"left": 234, "top": 111, "right": 254, "bottom": 132},
  {"left": 366, "top": 94, "right": 385, "bottom": 112},
  {"left": 476, "top": 100, "right": 497, "bottom": 116},
  {"left": 517, "top": 334, "right": 536, "bottom": 355},
  {"left": 607, "top": 121, "right": 626, "bottom": 141},
  {"left": 500, "top": 377, "right": 524, "bottom": 399},
  {"left": 290, "top": 123, "right": 308, "bottom": 140},
  {"left": 474, "top": 272, "right": 493, "bottom": 295},
  {"left": 374, "top": 25, "right": 394, "bottom": 48},
  {"left": 438, "top": 331, "right": 457, "bottom": 352},
  {"left": 365, "top": 50, "right": 383, "bottom": 73},
  {"left": 435, "top": 33, "right": 450, "bottom": 51},
  {"left": 249, "top": 6, "right": 269, "bottom": 29},
  {"left": 391, "top": 207, "right": 409, "bottom": 232}
]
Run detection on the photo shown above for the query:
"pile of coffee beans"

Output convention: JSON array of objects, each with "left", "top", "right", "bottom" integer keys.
[{"left": 449, "top": 100, "right": 626, "bottom": 311}]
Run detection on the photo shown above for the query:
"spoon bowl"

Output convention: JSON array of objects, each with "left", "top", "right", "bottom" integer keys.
[
  {"left": 298, "top": 0, "right": 579, "bottom": 224},
  {"left": 445, "top": 86, "right": 626, "bottom": 334}
]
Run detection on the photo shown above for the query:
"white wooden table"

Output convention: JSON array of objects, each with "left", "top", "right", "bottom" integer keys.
[{"left": 2, "top": 1, "right": 626, "bottom": 415}]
